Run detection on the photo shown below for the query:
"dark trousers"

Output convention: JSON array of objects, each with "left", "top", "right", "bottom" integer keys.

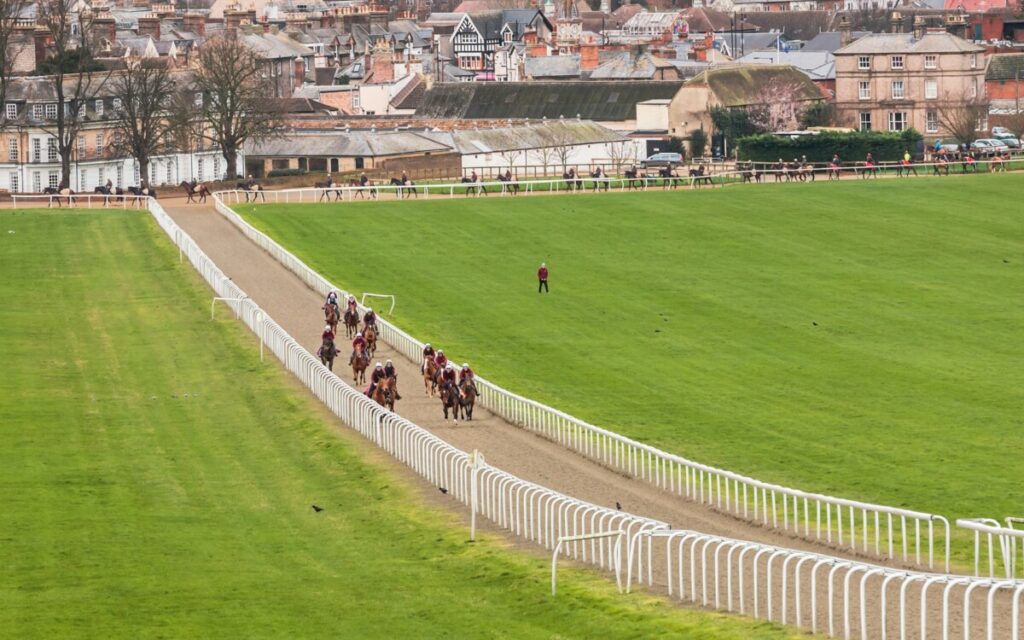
[{"left": 538, "top": 279, "right": 548, "bottom": 293}]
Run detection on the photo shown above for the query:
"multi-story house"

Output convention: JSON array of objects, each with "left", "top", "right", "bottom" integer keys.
[
  {"left": 450, "top": 10, "right": 552, "bottom": 79},
  {"left": 0, "top": 76, "right": 240, "bottom": 194},
  {"left": 834, "top": 31, "right": 985, "bottom": 139}
]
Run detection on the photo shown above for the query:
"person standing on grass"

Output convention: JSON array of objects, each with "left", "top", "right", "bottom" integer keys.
[{"left": 537, "top": 262, "right": 549, "bottom": 293}]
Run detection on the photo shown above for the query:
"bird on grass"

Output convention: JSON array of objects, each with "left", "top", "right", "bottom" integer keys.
[{"left": 312, "top": 505, "right": 324, "bottom": 513}]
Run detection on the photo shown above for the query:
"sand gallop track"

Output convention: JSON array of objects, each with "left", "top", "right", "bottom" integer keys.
[{"left": 162, "top": 203, "right": 1020, "bottom": 639}]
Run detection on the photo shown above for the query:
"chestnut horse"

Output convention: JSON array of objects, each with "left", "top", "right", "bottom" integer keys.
[
  {"left": 351, "top": 345, "right": 368, "bottom": 384},
  {"left": 363, "top": 326, "right": 377, "bottom": 359},
  {"left": 343, "top": 309, "right": 359, "bottom": 338},
  {"left": 371, "top": 376, "right": 396, "bottom": 412},
  {"left": 323, "top": 302, "right": 339, "bottom": 336},
  {"left": 439, "top": 381, "right": 460, "bottom": 422},
  {"left": 423, "top": 358, "right": 438, "bottom": 397},
  {"left": 458, "top": 380, "right": 477, "bottom": 421}
]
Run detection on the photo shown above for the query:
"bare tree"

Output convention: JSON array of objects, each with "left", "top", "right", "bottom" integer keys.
[
  {"left": 746, "top": 79, "right": 814, "bottom": 133},
  {"left": 498, "top": 148, "right": 523, "bottom": 177},
  {"left": 36, "top": 0, "right": 110, "bottom": 188},
  {"left": 109, "top": 61, "right": 178, "bottom": 183},
  {"left": 605, "top": 140, "right": 634, "bottom": 174},
  {"left": 937, "top": 94, "right": 990, "bottom": 144},
  {"left": 533, "top": 146, "right": 559, "bottom": 177},
  {"left": 0, "top": 0, "right": 31, "bottom": 127},
  {"left": 1000, "top": 109, "right": 1024, "bottom": 141},
  {"left": 187, "top": 36, "right": 282, "bottom": 180},
  {"left": 549, "top": 124, "right": 577, "bottom": 173}
]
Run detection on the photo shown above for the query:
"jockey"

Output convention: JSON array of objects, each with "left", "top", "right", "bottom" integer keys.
[
  {"left": 422, "top": 343, "right": 435, "bottom": 373},
  {"left": 322, "top": 324, "right": 335, "bottom": 342},
  {"left": 346, "top": 295, "right": 358, "bottom": 316},
  {"left": 440, "top": 362, "right": 457, "bottom": 385},
  {"left": 384, "top": 359, "right": 401, "bottom": 399},
  {"left": 359, "top": 172, "right": 369, "bottom": 187},
  {"left": 368, "top": 362, "right": 386, "bottom": 397},
  {"left": 349, "top": 332, "right": 366, "bottom": 365},
  {"left": 434, "top": 349, "right": 448, "bottom": 370},
  {"left": 363, "top": 308, "right": 377, "bottom": 330},
  {"left": 246, "top": 174, "right": 256, "bottom": 188},
  {"left": 458, "top": 363, "right": 475, "bottom": 386}
]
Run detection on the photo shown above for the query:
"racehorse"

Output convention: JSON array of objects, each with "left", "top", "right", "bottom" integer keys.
[
  {"left": 351, "top": 179, "right": 379, "bottom": 200},
  {"left": 351, "top": 345, "right": 368, "bottom": 384},
  {"left": 658, "top": 166, "right": 683, "bottom": 189},
  {"left": 688, "top": 165, "right": 713, "bottom": 188},
  {"left": 439, "top": 382, "right": 460, "bottom": 422},
  {"left": 458, "top": 380, "right": 478, "bottom": 421},
  {"left": 738, "top": 162, "right": 761, "bottom": 183},
  {"left": 125, "top": 185, "right": 157, "bottom": 206},
  {"left": 423, "top": 358, "right": 438, "bottom": 397},
  {"left": 371, "top": 376, "right": 397, "bottom": 412},
  {"left": 363, "top": 325, "right": 377, "bottom": 359},
  {"left": 94, "top": 185, "right": 127, "bottom": 205},
  {"left": 562, "top": 169, "right": 582, "bottom": 191},
  {"left": 180, "top": 181, "right": 210, "bottom": 204},
  {"left": 460, "top": 176, "right": 487, "bottom": 197},
  {"left": 323, "top": 302, "right": 339, "bottom": 337},
  {"left": 827, "top": 162, "right": 842, "bottom": 180},
  {"left": 318, "top": 336, "right": 338, "bottom": 371},
  {"left": 623, "top": 167, "right": 644, "bottom": 190},
  {"left": 343, "top": 309, "right": 359, "bottom": 338},
  {"left": 497, "top": 173, "right": 519, "bottom": 195},
  {"left": 314, "top": 178, "right": 342, "bottom": 202},
  {"left": 43, "top": 186, "right": 75, "bottom": 207},
  {"left": 389, "top": 177, "right": 418, "bottom": 199},
  {"left": 237, "top": 182, "right": 265, "bottom": 202}
]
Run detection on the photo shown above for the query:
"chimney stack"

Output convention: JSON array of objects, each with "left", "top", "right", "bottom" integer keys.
[
  {"left": 137, "top": 14, "right": 161, "bottom": 40},
  {"left": 294, "top": 56, "right": 305, "bottom": 90},
  {"left": 913, "top": 15, "right": 926, "bottom": 40},
  {"left": 838, "top": 14, "right": 852, "bottom": 47},
  {"left": 580, "top": 41, "right": 598, "bottom": 70},
  {"left": 184, "top": 13, "right": 206, "bottom": 36},
  {"left": 890, "top": 11, "right": 903, "bottom": 34}
]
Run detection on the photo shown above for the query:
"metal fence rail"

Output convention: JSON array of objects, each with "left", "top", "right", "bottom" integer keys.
[
  {"left": 959, "top": 519, "right": 1024, "bottom": 581},
  {"left": 143, "top": 196, "right": 667, "bottom": 592},
  {"left": 211, "top": 190, "right": 954, "bottom": 570}
]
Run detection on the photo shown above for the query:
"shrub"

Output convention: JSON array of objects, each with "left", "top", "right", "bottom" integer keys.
[
  {"left": 267, "top": 168, "right": 308, "bottom": 178},
  {"left": 737, "top": 129, "right": 923, "bottom": 162},
  {"left": 689, "top": 128, "right": 708, "bottom": 158}
]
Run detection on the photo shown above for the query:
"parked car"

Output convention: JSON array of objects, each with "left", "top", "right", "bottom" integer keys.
[
  {"left": 640, "top": 152, "right": 683, "bottom": 169},
  {"left": 971, "top": 139, "right": 1008, "bottom": 156},
  {"left": 991, "top": 126, "right": 1012, "bottom": 137},
  {"left": 996, "top": 137, "right": 1021, "bottom": 149}
]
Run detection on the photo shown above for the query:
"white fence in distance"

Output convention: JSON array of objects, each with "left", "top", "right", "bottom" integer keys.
[{"left": 211, "top": 191, "right": 953, "bottom": 571}]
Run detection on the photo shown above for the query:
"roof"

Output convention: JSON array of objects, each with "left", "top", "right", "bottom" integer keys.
[
  {"left": 623, "top": 11, "right": 679, "bottom": 31},
  {"left": 986, "top": 53, "right": 1024, "bottom": 82},
  {"left": 944, "top": 0, "right": 1011, "bottom": 9},
  {"left": 245, "top": 130, "right": 452, "bottom": 157},
  {"left": 681, "top": 8, "right": 755, "bottom": 33},
  {"left": 835, "top": 32, "right": 984, "bottom": 55},
  {"left": 390, "top": 74, "right": 426, "bottom": 111},
  {"left": 736, "top": 50, "right": 836, "bottom": 81},
  {"left": 741, "top": 11, "right": 832, "bottom": 41},
  {"left": 239, "top": 32, "right": 315, "bottom": 60},
  {"left": 525, "top": 55, "right": 581, "bottom": 79},
  {"left": 802, "top": 31, "right": 872, "bottom": 52},
  {"left": 269, "top": 98, "right": 337, "bottom": 114},
  {"left": 425, "top": 120, "right": 628, "bottom": 154},
  {"left": 416, "top": 81, "right": 684, "bottom": 121},
  {"left": 589, "top": 52, "right": 680, "bottom": 80},
  {"left": 686, "top": 64, "right": 824, "bottom": 107}
]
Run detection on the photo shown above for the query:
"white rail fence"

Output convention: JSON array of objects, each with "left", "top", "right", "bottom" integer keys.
[
  {"left": 212, "top": 192, "right": 953, "bottom": 571},
  {"left": 144, "top": 196, "right": 667, "bottom": 590},
  {"left": 959, "top": 519, "right": 1024, "bottom": 581}
]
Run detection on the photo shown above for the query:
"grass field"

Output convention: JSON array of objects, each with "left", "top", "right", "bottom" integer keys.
[
  {"left": 239, "top": 175, "right": 1024, "bottom": 551},
  {"left": 0, "top": 209, "right": 804, "bottom": 639}
]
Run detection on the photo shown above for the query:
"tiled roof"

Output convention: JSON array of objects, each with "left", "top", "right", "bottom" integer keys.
[
  {"left": 835, "top": 32, "right": 983, "bottom": 55},
  {"left": 986, "top": 53, "right": 1024, "bottom": 82},
  {"left": 686, "top": 64, "right": 824, "bottom": 107}
]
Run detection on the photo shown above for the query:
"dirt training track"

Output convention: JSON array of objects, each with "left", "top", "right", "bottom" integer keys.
[{"left": 163, "top": 203, "right": 1018, "bottom": 639}]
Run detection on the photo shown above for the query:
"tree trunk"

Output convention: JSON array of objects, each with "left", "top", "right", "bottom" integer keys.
[
  {"left": 139, "top": 157, "right": 150, "bottom": 186},
  {"left": 61, "top": 153, "right": 72, "bottom": 190},
  {"left": 223, "top": 147, "right": 238, "bottom": 180}
]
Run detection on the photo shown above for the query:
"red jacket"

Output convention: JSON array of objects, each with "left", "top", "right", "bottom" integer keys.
[
  {"left": 538, "top": 267, "right": 548, "bottom": 280},
  {"left": 353, "top": 337, "right": 366, "bottom": 349}
]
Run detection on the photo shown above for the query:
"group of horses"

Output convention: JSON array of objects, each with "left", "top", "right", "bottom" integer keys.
[
  {"left": 315, "top": 300, "right": 477, "bottom": 421},
  {"left": 40, "top": 184, "right": 157, "bottom": 207}
]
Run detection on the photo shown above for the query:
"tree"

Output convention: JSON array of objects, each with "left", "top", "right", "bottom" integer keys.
[
  {"left": 109, "top": 61, "right": 179, "bottom": 183},
  {"left": 549, "top": 124, "right": 576, "bottom": 173},
  {"left": 498, "top": 148, "right": 523, "bottom": 177},
  {"left": 746, "top": 78, "right": 814, "bottom": 133},
  {"left": 605, "top": 140, "right": 634, "bottom": 173},
  {"left": 37, "top": 0, "right": 110, "bottom": 188},
  {"left": 710, "top": 106, "right": 761, "bottom": 154},
  {"left": 187, "top": 36, "right": 282, "bottom": 180},
  {"left": 0, "top": 0, "right": 31, "bottom": 128},
  {"left": 533, "top": 146, "right": 559, "bottom": 177},
  {"left": 1000, "top": 109, "right": 1024, "bottom": 141},
  {"left": 688, "top": 128, "right": 707, "bottom": 158},
  {"left": 937, "top": 94, "right": 990, "bottom": 144},
  {"left": 800, "top": 102, "right": 839, "bottom": 129}
]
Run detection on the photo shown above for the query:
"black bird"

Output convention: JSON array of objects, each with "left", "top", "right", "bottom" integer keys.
[
  {"left": 812, "top": 322, "right": 818, "bottom": 326},
  {"left": 615, "top": 501, "right": 622, "bottom": 511},
  {"left": 439, "top": 487, "right": 449, "bottom": 495},
  {"left": 312, "top": 505, "right": 324, "bottom": 513}
]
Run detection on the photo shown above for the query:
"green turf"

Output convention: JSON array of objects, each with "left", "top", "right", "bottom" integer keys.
[
  {"left": 238, "top": 175, "right": 1024, "bottom": 559},
  {"left": 0, "top": 209, "right": 804, "bottom": 639}
]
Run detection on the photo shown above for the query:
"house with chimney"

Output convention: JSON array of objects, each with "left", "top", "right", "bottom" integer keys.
[{"left": 449, "top": 9, "right": 553, "bottom": 79}]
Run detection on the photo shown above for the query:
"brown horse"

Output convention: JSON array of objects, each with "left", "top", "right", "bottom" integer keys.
[
  {"left": 458, "top": 380, "right": 478, "bottom": 421},
  {"left": 364, "top": 326, "right": 377, "bottom": 359},
  {"left": 372, "top": 376, "right": 397, "bottom": 412},
  {"left": 323, "top": 303, "right": 339, "bottom": 337},
  {"left": 343, "top": 309, "right": 359, "bottom": 338},
  {"left": 351, "top": 345, "right": 368, "bottom": 384},
  {"left": 423, "top": 358, "right": 438, "bottom": 397},
  {"left": 439, "top": 381, "right": 460, "bottom": 423},
  {"left": 318, "top": 337, "right": 338, "bottom": 371}
]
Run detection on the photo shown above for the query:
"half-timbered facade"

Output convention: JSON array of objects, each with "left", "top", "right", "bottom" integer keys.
[{"left": 451, "top": 10, "right": 553, "bottom": 79}]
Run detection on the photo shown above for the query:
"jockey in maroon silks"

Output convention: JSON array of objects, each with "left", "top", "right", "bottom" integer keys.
[
  {"left": 422, "top": 343, "right": 435, "bottom": 373},
  {"left": 346, "top": 295, "right": 358, "bottom": 316},
  {"left": 459, "top": 363, "right": 475, "bottom": 384},
  {"left": 537, "top": 263, "right": 549, "bottom": 293},
  {"left": 368, "top": 362, "right": 387, "bottom": 397},
  {"left": 434, "top": 349, "right": 448, "bottom": 370},
  {"left": 349, "top": 332, "right": 366, "bottom": 365},
  {"left": 322, "top": 324, "right": 335, "bottom": 342},
  {"left": 363, "top": 308, "right": 377, "bottom": 330},
  {"left": 440, "top": 362, "right": 457, "bottom": 385}
]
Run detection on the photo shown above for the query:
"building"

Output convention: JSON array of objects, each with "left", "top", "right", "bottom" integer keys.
[
  {"left": 985, "top": 53, "right": 1024, "bottom": 101},
  {"left": 834, "top": 31, "right": 985, "bottom": 138}
]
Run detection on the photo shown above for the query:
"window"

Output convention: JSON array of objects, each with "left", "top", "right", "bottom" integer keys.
[
  {"left": 77, "top": 135, "right": 85, "bottom": 157},
  {"left": 78, "top": 103, "right": 86, "bottom": 118},
  {"left": 95, "top": 133, "right": 103, "bottom": 155},
  {"left": 116, "top": 164, "right": 123, "bottom": 187},
  {"left": 970, "top": 53, "right": 977, "bottom": 69},
  {"left": 166, "top": 163, "right": 173, "bottom": 185},
  {"left": 47, "top": 138, "right": 58, "bottom": 162},
  {"left": 888, "top": 111, "right": 907, "bottom": 131},
  {"left": 925, "top": 79, "right": 937, "bottom": 100},
  {"left": 971, "top": 78, "right": 978, "bottom": 98},
  {"left": 80, "top": 168, "right": 87, "bottom": 190},
  {"left": 213, "top": 157, "right": 221, "bottom": 179},
  {"left": 32, "top": 105, "right": 43, "bottom": 119},
  {"left": 98, "top": 167, "right": 104, "bottom": 186},
  {"left": 5, "top": 103, "right": 15, "bottom": 119},
  {"left": 45, "top": 103, "right": 57, "bottom": 119},
  {"left": 926, "top": 110, "right": 938, "bottom": 133},
  {"left": 197, "top": 158, "right": 204, "bottom": 181},
  {"left": 150, "top": 163, "right": 156, "bottom": 185},
  {"left": 858, "top": 55, "right": 870, "bottom": 70},
  {"left": 48, "top": 171, "right": 59, "bottom": 189},
  {"left": 32, "top": 171, "right": 40, "bottom": 192},
  {"left": 859, "top": 111, "right": 871, "bottom": 131},
  {"left": 891, "top": 80, "right": 904, "bottom": 100},
  {"left": 924, "top": 54, "right": 937, "bottom": 69},
  {"left": 133, "top": 164, "right": 139, "bottom": 185},
  {"left": 352, "top": 92, "right": 361, "bottom": 110},
  {"left": 9, "top": 172, "right": 18, "bottom": 193},
  {"left": 890, "top": 55, "right": 903, "bottom": 70},
  {"left": 31, "top": 138, "right": 40, "bottom": 162},
  {"left": 112, "top": 98, "right": 122, "bottom": 111},
  {"left": 95, "top": 99, "right": 104, "bottom": 116},
  {"left": 7, "top": 137, "right": 17, "bottom": 162},
  {"left": 858, "top": 81, "right": 871, "bottom": 100}
]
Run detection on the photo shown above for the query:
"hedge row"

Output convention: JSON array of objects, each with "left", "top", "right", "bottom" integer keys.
[
  {"left": 267, "top": 168, "right": 308, "bottom": 178},
  {"left": 737, "top": 130, "right": 924, "bottom": 162}
]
